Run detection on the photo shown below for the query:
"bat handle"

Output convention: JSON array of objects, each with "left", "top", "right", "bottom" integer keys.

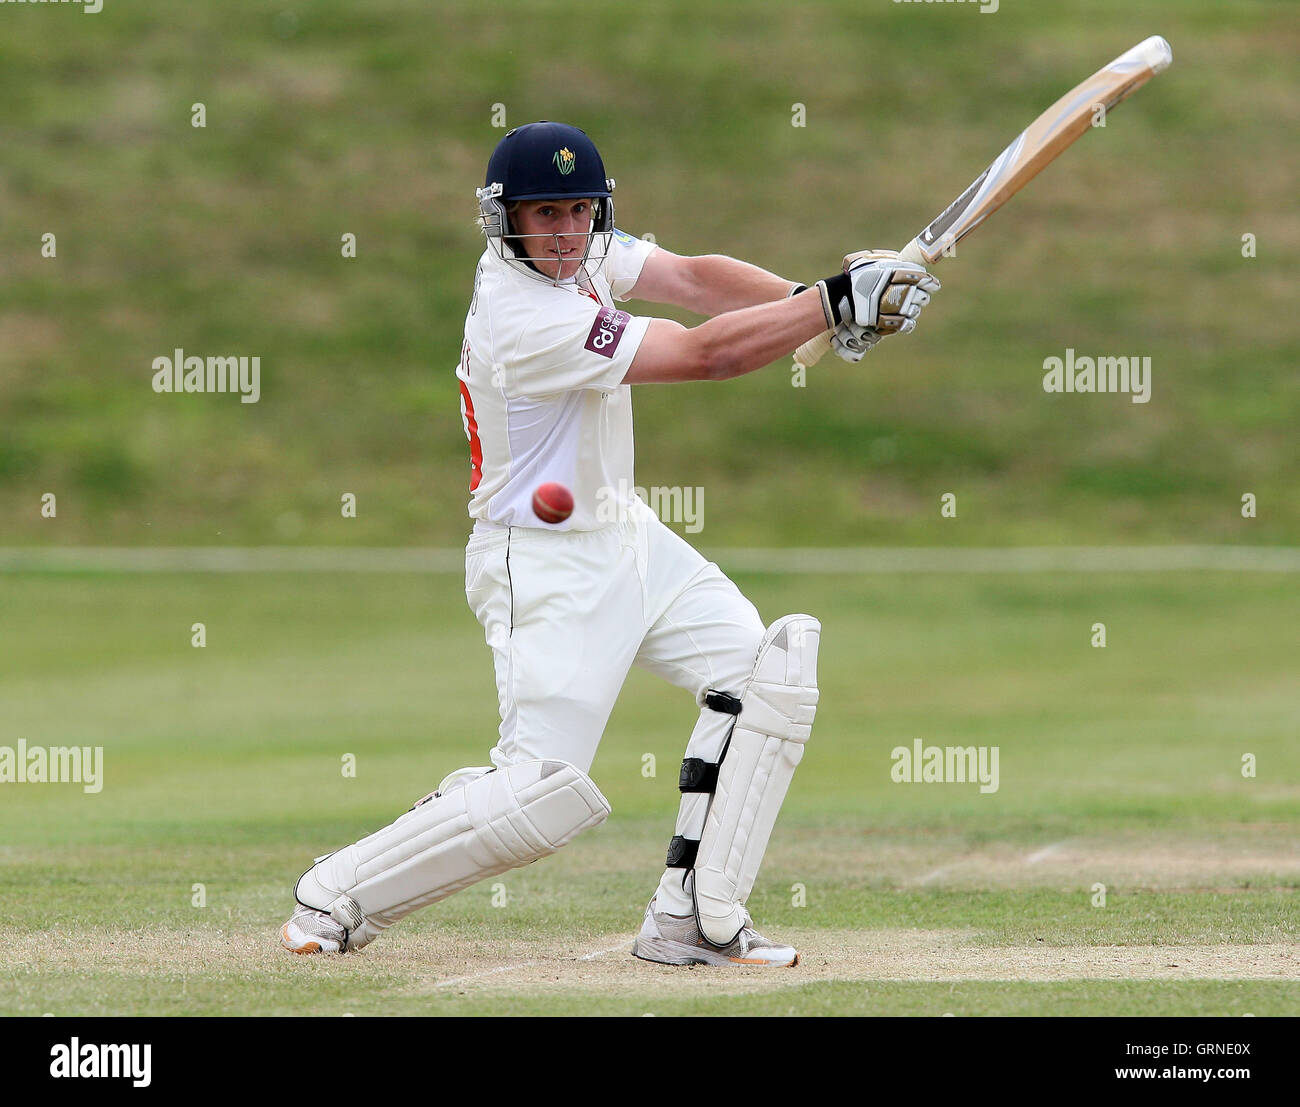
[
  {"left": 793, "top": 237, "right": 932, "bottom": 367},
  {"left": 793, "top": 329, "right": 832, "bottom": 369},
  {"left": 897, "top": 238, "right": 929, "bottom": 265}
]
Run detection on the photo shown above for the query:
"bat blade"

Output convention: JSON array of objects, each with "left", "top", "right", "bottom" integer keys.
[
  {"left": 909, "top": 34, "right": 1172, "bottom": 264},
  {"left": 795, "top": 35, "right": 1172, "bottom": 367}
]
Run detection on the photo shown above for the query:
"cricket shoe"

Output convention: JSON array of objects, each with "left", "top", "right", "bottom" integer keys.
[
  {"left": 630, "top": 898, "right": 799, "bottom": 967},
  {"left": 280, "top": 905, "right": 347, "bottom": 955}
]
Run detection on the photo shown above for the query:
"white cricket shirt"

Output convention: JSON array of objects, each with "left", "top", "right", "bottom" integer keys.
[{"left": 457, "top": 229, "right": 657, "bottom": 531}]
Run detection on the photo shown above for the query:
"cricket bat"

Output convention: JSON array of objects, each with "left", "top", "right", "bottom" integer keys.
[{"left": 796, "top": 34, "right": 1173, "bottom": 367}]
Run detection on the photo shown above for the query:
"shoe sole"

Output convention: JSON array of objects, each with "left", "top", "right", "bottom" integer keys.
[
  {"left": 728, "top": 952, "right": 800, "bottom": 967},
  {"left": 632, "top": 935, "right": 798, "bottom": 968},
  {"left": 280, "top": 922, "right": 338, "bottom": 955}
]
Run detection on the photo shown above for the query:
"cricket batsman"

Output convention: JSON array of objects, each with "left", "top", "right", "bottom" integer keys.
[{"left": 281, "top": 121, "right": 939, "bottom": 965}]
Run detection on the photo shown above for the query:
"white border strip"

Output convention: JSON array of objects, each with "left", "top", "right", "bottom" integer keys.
[{"left": 0, "top": 546, "right": 1298, "bottom": 574}]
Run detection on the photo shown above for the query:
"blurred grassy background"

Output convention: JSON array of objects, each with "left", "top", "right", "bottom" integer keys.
[{"left": 0, "top": 0, "right": 1296, "bottom": 547}]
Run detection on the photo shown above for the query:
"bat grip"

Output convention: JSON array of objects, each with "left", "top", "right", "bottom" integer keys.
[
  {"left": 793, "top": 329, "right": 831, "bottom": 369},
  {"left": 794, "top": 237, "right": 931, "bottom": 367},
  {"left": 897, "top": 238, "right": 928, "bottom": 265}
]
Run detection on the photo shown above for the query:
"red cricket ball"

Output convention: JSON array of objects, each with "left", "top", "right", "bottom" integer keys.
[{"left": 532, "top": 482, "right": 574, "bottom": 524}]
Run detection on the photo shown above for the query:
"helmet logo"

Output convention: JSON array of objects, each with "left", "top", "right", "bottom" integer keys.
[{"left": 553, "top": 147, "right": 576, "bottom": 175}]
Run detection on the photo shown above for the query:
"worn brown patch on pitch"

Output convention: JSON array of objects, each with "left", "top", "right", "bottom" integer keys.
[
  {"left": 389, "top": 930, "right": 1300, "bottom": 995},
  {"left": 4, "top": 928, "right": 1295, "bottom": 1002},
  {"left": 378, "top": 929, "right": 1300, "bottom": 995}
]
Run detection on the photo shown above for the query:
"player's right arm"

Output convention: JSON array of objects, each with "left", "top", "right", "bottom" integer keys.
[
  {"left": 622, "top": 252, "right": 939, "bottom": 384},
  {"left": 622, "top": 289, "right": 828, "bottom": 384}
]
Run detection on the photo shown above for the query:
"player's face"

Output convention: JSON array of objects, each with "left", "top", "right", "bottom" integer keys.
[{"left": 511, "top": 199, "right": 594, "bottom": 281}]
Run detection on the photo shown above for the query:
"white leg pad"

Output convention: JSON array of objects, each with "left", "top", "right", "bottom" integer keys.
[
  {"left": 295, "top": 759, "right": 610, "bottom": 948},
  {"left": 693, "top": 615, "right": 820, "bottom": 946}
]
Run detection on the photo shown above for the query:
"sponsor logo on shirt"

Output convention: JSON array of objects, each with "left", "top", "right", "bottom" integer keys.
[{"left": 585, "top": 307, "right": 631, "bottom": 358}]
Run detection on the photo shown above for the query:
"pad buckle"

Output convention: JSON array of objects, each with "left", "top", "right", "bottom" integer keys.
[{"left": 704, "top": 689, "right": 742, "bottom": 715}]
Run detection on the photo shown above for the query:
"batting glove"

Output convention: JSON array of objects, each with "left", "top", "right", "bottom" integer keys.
[
  {"left": 831, "top": 320, "right": 885, "bottom": 363},
  {"left": 816, "top": 249, "right": 940, "bottom": 336}
]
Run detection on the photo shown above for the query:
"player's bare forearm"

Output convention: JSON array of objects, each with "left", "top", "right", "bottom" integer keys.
[
  {"left": 678, "top": 254, "right": 799, "bottom": 316},
  {"left": 624, "top": 288, "right": 828, "bottom": 385},
  {"left": 694, "top": 288, "right": 827, "bottom": 379},
  {"left": 629, "top": 248, "right": 798, "bottom": 316}
]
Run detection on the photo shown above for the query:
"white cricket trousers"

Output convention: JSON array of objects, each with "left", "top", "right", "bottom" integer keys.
[{"left": 464, "top": 496, "right": 766, "bottom": 914}]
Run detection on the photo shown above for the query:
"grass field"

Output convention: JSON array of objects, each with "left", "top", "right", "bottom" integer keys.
[{"left": 1, "top": 567, "right": 1296, "bottom": 1016}]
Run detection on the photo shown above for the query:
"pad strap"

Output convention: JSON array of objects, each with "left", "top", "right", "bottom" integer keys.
[
  {"left": 663, "top": 688, "right": 741, "bottom": 866},
  {"left": 679, "top": 757, "right": 720, "bottom": 793},
  {"left": 665, "top": 835, "right": 698, "bottom": 868}
]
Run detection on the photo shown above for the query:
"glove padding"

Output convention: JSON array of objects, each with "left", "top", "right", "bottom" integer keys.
[
  {"left": 841, "top": 249, "right": 940, "bottom": 335},
  {"left": 831, "top": 320, "right": 884, "bottom": 363}
]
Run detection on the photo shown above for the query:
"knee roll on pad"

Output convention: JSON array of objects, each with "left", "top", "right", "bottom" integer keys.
[{"left": 295, "top": 759, "right": 610, "bottom": 948}]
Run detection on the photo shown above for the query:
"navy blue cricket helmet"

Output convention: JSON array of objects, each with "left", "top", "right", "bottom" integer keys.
[
  {"left": 485, "top": 121, "right": 612, "bottom": 202},
  {"left": 476, "top": 121, "right": 616, "bottom": 283}
]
